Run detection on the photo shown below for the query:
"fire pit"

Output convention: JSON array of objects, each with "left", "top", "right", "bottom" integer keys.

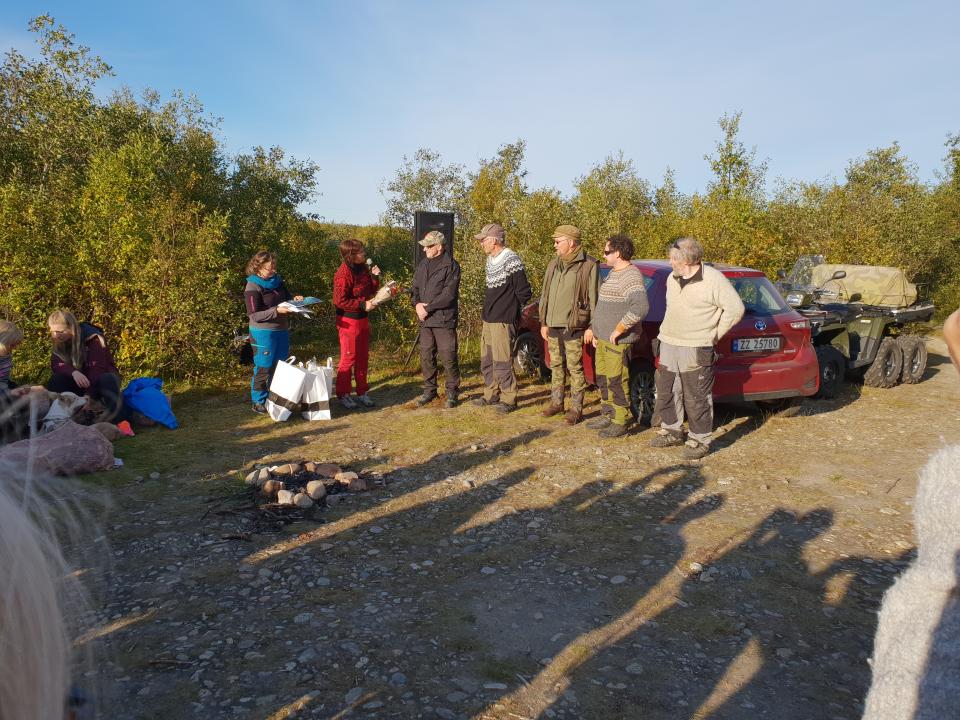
[{"left": 244, "top": 461, "right": 370, "bottom": 510}]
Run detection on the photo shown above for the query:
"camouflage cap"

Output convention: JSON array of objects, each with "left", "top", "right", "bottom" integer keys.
[
  {"left": 474, "top": 223, "right": 505, "bottom": 241},
  {"left": 552, "top": 224, "right": 581, "bottom": 242},
  {"left": 419, "top": 230, "right": 446, "bottom": 247}
]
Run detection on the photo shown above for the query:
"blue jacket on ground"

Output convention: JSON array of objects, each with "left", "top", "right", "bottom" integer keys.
[{"left": 122, "top": 378, "right": 178, "bottom": 429}]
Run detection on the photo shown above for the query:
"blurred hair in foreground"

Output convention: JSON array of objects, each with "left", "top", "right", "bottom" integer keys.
[{"left": 0, "top": 451, "right": 106, "bottom": 720}]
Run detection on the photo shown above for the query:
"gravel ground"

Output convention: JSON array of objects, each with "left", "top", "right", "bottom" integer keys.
[{"left": 81, "top": 339, "right": 960, "bottom": 719}]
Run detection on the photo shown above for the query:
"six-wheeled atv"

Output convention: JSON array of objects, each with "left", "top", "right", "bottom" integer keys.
[{"left": 777, "top": 255, "right": 934, "bottom": 398}]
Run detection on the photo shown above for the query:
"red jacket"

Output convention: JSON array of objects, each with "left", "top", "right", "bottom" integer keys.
[
  {"left": 333, "top": 262, "right": 379, "bottom": 319},
  {"left": 51, "top": 323, "right": 119, "bottom": 386}
]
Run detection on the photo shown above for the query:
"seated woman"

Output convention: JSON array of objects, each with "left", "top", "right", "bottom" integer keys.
[{"left": 46, "top": 310, "right": 125, "bottom": 422}]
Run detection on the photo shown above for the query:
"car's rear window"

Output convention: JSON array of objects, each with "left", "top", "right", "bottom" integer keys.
[{"left": 729, "top": 276, "right": 790, "bottom": 315}]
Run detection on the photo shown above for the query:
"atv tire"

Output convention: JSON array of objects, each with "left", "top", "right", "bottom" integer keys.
[
  {"left": 897, "top": 335, "right": 927, "bottom": 384},
  {"left": 813, "top": 346, "right": 845, "bottom": 399},
  {"left": 863, "top": 336, "right": 903, "bottom": 388}
]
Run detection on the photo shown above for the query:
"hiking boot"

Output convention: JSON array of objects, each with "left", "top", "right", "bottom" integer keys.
[
  {"left": 564, "top": 392, "right": 584, "bottom": 425},
  {"left": 683, "top": 440, "right": 710, "bottom": 460},
  {"left": 650, "top": 430, "right": 685, "bottom": 448},
  {"left": 414, "top": 391, "right": 437, "bottom": 407},
  {"left": 471, "top": 397, "right": 496, "bottom": 407},
  {"left": 492, "top": 402, "right": 516, "bottom": 415},
  {"left": 541, "top": 389, "right": 565, "bottom": 417},
  {"left": 356, "top": 394, "right": 375, "bottom": 408},
  {"left": 339, "top": 395, "right": 359, "bottom": 410},
  {"left": 252, "top": 402, "right": 267, "bottom": 415},
  {"left": 598, "top": 422, "right": 628, "bottom": 438},
  {"left": 585, "top": 414, "right": 612, "bottom": 430},
  {"left": 444, "top": 394, "right": 459, "bottom": 409}
]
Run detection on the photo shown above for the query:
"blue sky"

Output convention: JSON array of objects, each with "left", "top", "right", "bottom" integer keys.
[{"left": 2, "top": 1, "right": 958, "bottom": 224}]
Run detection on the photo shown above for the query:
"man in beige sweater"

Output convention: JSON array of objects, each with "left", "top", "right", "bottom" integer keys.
[{"left": 651, "top": 238, "right": 744, "bottom": 459}]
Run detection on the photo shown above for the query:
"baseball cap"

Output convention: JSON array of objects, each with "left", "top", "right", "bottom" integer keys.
[
  {"left": 552, "top": 224, "right": 582, "bottom": 242},
  {"left": 474, "top": 223, "right": 505, "bottom": 241},
  {"left": 419, "top": 230, "right": 446, "bottom": 247}
]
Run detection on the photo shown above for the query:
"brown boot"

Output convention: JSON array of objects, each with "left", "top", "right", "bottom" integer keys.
[
  {"left": 541, "top": 389, "right": 565, "bottom": 418},
  {"left": 564, "top": 392, "right": 584, "bottom": 425}
]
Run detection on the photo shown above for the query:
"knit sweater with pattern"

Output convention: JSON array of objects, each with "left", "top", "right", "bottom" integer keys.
[
  {"left": 591, "top": 264, "right": 650, "bottom": 344},
  {"left": 482, "top": 248, "right": 533, "bottom": 324},
  {"left": 658, "top": 264, "right": 745, "bottom": 347}
]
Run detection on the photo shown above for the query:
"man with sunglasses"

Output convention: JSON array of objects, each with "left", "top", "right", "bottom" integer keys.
[
  {"left": 538, "top": 225, "right": 599, "bottom": 424},
  {"left": 587, "top": 234, "right": 649, "bottom": 437},
  {"left": 652, "top": 237, "right": 744, "bottom": 459}
]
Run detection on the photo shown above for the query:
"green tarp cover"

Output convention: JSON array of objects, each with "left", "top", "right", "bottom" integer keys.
[{"left": 809, "top": 264, "right": 917, "bottom": 307}]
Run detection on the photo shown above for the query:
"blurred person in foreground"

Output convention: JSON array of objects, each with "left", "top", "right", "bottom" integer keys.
[
  {"left": 411, "top": 230, "right": 461, "bottom": 408},
  {"left": 863, "top": 310, "right": 960, "bottom": 718}
]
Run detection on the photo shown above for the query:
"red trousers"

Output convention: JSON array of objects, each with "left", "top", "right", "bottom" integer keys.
[{"left": 336, "top": 316, "right": 370, "bottom": 396}]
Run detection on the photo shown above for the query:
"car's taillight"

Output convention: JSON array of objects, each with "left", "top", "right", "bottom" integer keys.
[{"left": 789, "top": 320, "right": 809, "bottom": 330}]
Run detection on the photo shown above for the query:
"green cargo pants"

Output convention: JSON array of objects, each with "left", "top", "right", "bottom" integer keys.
[
  {"left": 546, "top": 328, "right": 587, "bottom": 398},
  {"left": 594, "top": 339, "right": 631, "bottom": 425}
]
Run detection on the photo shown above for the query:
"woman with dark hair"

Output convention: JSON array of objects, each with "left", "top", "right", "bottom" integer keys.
[
  {"left": 244, "top": 251, "right": 302, "bottom": 414},
  {"left": 332, "top": 239, "right": 380, "bottom": 409}
]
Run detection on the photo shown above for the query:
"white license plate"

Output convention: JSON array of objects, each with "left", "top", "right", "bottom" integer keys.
[{"left": 734, "top": 336, "right": 781, "bottom": 352}]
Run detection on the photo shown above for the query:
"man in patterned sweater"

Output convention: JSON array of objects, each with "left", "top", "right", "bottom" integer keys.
[
  {"left": 587, "top": 234, "right": 649, "bottom": 437},
  {"left": 472, "top": 223, "right": 533, "bottom": 413}
]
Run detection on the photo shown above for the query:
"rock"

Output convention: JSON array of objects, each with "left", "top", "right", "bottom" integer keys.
[
  {"left": 776, "top": 647, "right": 795, "bottom": 660},
  {"left": 389, "top": 672, "right": 407, "bottom": 687},
  {"left": 293, "top": 612, "right": 313, "bottom": 624},
  {"left": 335, "top": 471, "right": 359, "bottom": 485},
  {"left": 306, "top": 462, "right": 342, "bottom": 477},
  {"left": 625, "top": 662, "right": 644, "bottom": 675},
  {"left": 277, "top": 490, "right": 295, "bottom": 505},
  {"left": 435, "top": 709, "right": 456, "bottom": 719},
  {"left": 272, "top": 462, "right": 302, "bottom": 476},
  {"left": 610, "top": 575, "right": 627, "bottom": 585},
  {"left": 483, "top": 682, "right": 508, "bottom": 690},
  {"left": 445, "top": 691, "right": 467, "bottom": 703},
  {"left": 480, "top": 566, "right": 496, "bottom": 575},
  {"left": 688, "top": 562, "right": 704, "bottom": 574},
  {"left": 91, "top": 422, "right": 122, "bottom": 441},
  {"left": 344, "top": 687, "right": 364, "bottom": 704},
  {"left": 297, "top": 647, "right": 316, "bottom": 663},
  {"left": 0, "top": 420, "right": 114, "bottom": 475},
  {"left": 306, "top": 480, "right": 327, "bottom": 501},
  {"left": 245, "top": 468, "right": 272, "bottom": 486},
  {"left": 347, "top": 476, "right": 368, "bottom": 493},
  {"left": 293, "top": 493, "right": 314, "bottom": 509},
  {"left": 149, "top": 471, "right": 161, "bottom": 480},
  {"left": 262, "top": 479, "right": 285, "bottom": 496}
]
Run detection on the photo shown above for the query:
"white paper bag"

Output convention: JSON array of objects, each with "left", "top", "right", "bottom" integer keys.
[
  {"left": 300, "top": 357, "right": 334, "bottom": 421},
  {"left": 266, "top": 356, "right": 307, "bottom": 421}
]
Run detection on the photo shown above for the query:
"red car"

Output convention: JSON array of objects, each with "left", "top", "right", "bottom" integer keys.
[{"left": 515, "top": 260, "right": 820, "bottom": 423}]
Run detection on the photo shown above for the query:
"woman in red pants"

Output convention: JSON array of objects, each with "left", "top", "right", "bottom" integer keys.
[{"left": 333, "top": 239, "right": 380, "bottom": 409}]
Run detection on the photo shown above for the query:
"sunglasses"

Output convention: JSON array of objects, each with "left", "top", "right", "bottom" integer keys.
[{"left": 603, "top": 248, "right": 616, "bottom": 256}]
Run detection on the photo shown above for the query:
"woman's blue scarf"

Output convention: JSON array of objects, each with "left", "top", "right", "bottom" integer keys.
[{"left": 247, "top": 273, "right": 283, "bottom": 290}]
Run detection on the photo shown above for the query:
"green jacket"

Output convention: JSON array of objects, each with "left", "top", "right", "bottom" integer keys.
[{"left": 539, "top": 248, "right": 599, "bottom": 330}]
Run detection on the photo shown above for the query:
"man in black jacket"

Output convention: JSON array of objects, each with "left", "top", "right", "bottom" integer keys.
[{"left": 411, "top": 230, "right": 461, "bottom": 408}]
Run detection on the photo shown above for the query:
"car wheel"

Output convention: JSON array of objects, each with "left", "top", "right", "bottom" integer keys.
[
  {"left": 514, "top": 332, "right": 548, "bottom": 381},
  {"left": 813, "top": 345, "right": 845, "bottom": 399},
  {"left": 863, "top": 336, "right": 903, "bottom": 388},
  {"left": 629, "top": 362, "right": 656, "bottom": 426},
  {"left": 897, "top": 335, "right": 927, "bottom": 384}
]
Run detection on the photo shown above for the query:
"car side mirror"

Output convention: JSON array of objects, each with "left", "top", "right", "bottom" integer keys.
[
  {"left": 776, "top": 269, "right": 786, "bottom": 280},
  {"left": 831, "top": 270, "right": 846, "bottom": 280}
]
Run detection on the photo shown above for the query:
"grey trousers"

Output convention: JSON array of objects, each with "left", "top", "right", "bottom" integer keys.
[
  {"left": 654, "top": 342, "right": 715, "bottom": 445},
  {"left": 419, "top": 326, "right": 460, "bottom": 395}
]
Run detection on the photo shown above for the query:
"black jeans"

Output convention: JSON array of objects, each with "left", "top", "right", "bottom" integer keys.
[
  {"left": 419, "top": 326, "right": 460, "bottom": 396},
  {"left": 47, "top": 371, "right": 127, "bottom": 422}
]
